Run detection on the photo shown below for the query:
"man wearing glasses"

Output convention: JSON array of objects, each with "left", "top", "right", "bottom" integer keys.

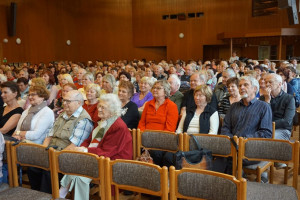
[{"left": 28, "top": 90, "right": 93, "bottom": 194}]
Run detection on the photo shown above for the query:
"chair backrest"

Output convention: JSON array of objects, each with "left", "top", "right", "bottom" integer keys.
[
  {"left": 105, "top": 158, "right": 168, "bottom": 200},
  {"left": 169, "top": 166, "right": 247, "bottom": 200},
  {"left": 183, "top": 133, "right": 238, "bottom": 176},
  {"left": 10, "top": 142, "right": 52, "bottom": 187},
  {"left": 50, "top": 150, "right": 105, "bottom": 199},
  {"left": 137, "top": 129, "right": 183, "bottom": 157},
  {"left": 237, "top": 137, "right": 299, "bottom": 189}
]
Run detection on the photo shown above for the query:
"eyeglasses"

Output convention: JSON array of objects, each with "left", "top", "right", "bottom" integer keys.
[
  {"left": 28, "top": 93, "right": 38, "bottom": 97},
  {"left": 152, "top": 87, "right": 164, "bottom": 90},
  {"left": 62, "top": 99, "right": 78, "bottom": 104}
]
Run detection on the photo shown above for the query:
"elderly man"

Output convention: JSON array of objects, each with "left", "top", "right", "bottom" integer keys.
[
  {"left": 214, "top": 68, "right": 236, "bottom": 102},
  {"left": 221, "top": 75, "right": 272, "bottom": 138},
  {"left": 168, "top": 74, "right": 183, "bottom": 113},
  {"left": 28, "top": 90, "right": 93, "bottom": 194},
  {"left": 260, "top": 73, "right": 295, "bottom": 140},
  {"left": 153, "top": 65, "right": 166, "bottom": 80},
  {"left": 221, "top": 76, "right": 272, "bottom": 181},
  {"left": 181, "top": 71, "right": 218, "bottom": 115},
  {"left": 180, "top": 64, "right": 194, "bottom": 91},
  {"left": 74, "top": 68, "right": 86, "bottom": 89}
]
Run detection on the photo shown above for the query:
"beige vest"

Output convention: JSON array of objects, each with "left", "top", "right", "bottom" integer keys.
[{"left": 49, "top": 108, "right": 91, "bottom": 150}]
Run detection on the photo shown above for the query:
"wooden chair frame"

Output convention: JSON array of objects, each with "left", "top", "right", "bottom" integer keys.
[
  {"left": 183, "top": 133, "right": 238, "bottom": 176},
  {"left": 50, "top": 149, "right": 105, "bottom": 199},
  {"left": 105, "top": 158, "right": 168, "bottom": 200},
  {"left": 169, "top": 166, "right": 247, "bottom": 200},
  {"left": 129, "top": 128, "right": 137, "bottom": 160},
  {"left": 237, "top": 137, "right": 299, "bottom": 189},
  {"left": 10, "top": 142, "right": 54, "bottom": 188},
  {"left": 136, "top": 129, "right": 183, "bottom": 157},
  {"left": 242, "top": 121, "right": 276, "bottom": 183},
  {"left": 4, "top": 141, "right": 13, "bottom": 187}
]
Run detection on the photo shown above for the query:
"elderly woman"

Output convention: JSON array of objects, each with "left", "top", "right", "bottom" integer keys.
[
  {"left": 101, "top": 73, "right": 116, "bottom": 95},
  {"left": 0, "top": 82, "right": 23, "bottom": 136},
  {"left": 118, "top": 81, "right": 139, "bottom": 129},
  {"left": 83, "top": 83, "right": 101, "bottom": 126},
  {"left": 218, "top": 78, "right": 241, "bottom": 117},
  {"left": 145, "top": 67, "right": 157, "bottom": 83},
  {"left": 59, "top": 94, "right": 132, "bottom": 200},
  {"left": 131, "top": 77, "right": 154, "bottom": 111},
  {"left": 78, "top": 72, "right": 94, "bottom": 100},
  {"left": 133, "top": 70, "right": 145, "bottom": 93},
  {"left": 138, "top": 80, "right": 178, "bottom": 132},
  {"left": 41, "top": 70, "right": 59, "bottom": 106},
  {"left": 177, "top": 84, "right": 219, "bottom": 134},
  {"left": 13, "top": 86, "right": 54, "bottom": 144}
]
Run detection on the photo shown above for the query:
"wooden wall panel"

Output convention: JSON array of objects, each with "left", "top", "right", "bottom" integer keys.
[{"left": 0, "top": 0, "right": 299, "bottom": 63}]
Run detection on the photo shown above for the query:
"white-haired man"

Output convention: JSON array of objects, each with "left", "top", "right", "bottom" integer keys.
[
  {"left": 260, "top": 73, "right": 295, "bottom": 140},
  {"left": 168, "top": 74, "right": 183, "bottom": 113}
]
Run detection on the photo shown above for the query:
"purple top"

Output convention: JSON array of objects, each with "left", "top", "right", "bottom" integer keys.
[{"left": 131, "top": 92, "right": 153, "bottom": 108}]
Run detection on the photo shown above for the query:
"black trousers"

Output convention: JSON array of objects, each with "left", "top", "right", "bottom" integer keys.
[
  {"left": 149, "top": 150, "right": 174, "bottom": 168},
  {"left": 27, "top": 167, "right": 63, "bottom": 194}
]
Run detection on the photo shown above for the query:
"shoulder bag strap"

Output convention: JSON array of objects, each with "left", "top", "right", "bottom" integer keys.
[{"left": 190, "top": 134, "right": 202, "bottom": 150}]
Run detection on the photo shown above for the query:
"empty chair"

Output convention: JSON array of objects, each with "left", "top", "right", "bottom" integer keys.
[
  {"left": 137, "top": 129, "right": 183, "bottom": 156},
  {"left": 50, "top": 149, "right": 105, "bottom": 199},
  {"left": 183, "top": 133, "right": 238, "bottom": 176},
  {"left": 242, "top": 121, "right": 276, "bottom": 183},
  {"left": 0, "top": 142, "right": 54, "bottom": 200},
  {"left": 237, "top": 137, "right": 299, "bottom": 200},
  {"left": 105, "top": 158, "right": 168, "bottom": 200},
  {"left": 169, "top": 166, "right": 247, "bottom": 200}
]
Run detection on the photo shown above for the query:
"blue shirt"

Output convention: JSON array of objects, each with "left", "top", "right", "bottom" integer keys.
[{"left": 221, "top": 98, "right": 272, "bottom": 138}]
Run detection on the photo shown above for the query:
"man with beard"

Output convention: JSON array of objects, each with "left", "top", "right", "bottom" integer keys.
[{"left": 221, "top": 75, "right": 272, "bottom": 138}]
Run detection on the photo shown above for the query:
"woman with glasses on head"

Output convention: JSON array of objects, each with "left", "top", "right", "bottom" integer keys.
[{"left": 12, "top": 86, "right": 54, "bottom": 144}]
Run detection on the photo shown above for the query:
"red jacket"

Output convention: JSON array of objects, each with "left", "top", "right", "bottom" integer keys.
[
  {"left": 138, "top": 98, "right": 179, "bottom": 132},
  {"left": 81, "top": 117, "right": 133, "bottom": 160}
]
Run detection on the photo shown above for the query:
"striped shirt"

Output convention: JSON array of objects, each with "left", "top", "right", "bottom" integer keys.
[{"left": 221, "top": 98, "right": 272, "bottom": 138}]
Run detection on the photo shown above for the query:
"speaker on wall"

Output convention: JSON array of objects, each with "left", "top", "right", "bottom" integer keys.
[{"left": 8, "top": 2, "right": 17, "bottom": 36}]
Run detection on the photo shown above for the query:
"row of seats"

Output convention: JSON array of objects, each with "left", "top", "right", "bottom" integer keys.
[{"left": 0, "top": 133, "right": 299, "bottom": 199}]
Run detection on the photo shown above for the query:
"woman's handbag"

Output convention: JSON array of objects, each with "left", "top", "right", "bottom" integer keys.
[
  {"left": 175, "top": 134, "right": 213, "bottom": 170},
  {"left": 136, "top": 148, "right": 153, "bottom": 164}
]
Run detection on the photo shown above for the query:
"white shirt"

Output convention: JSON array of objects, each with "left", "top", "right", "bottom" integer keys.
[
  {"left": 176, "top": 111, "right": 219, "bottom": 135},
  {"left": 16, "top": 106, "right": 55, "bottom": 144}
]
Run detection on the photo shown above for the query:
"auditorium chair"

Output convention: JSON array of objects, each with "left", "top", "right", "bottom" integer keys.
[
  {"left": 104, "top": 158, "right": 168, "bottom": 200},
  {"left": 237, "top": 137, "right": 299, "bottom": 200},
  {"left": 0, "top": 142, "right": 54, "bottom": 200},
  {"left": 169, "top": 166, "right": 247, "bottom": 200},
  {"left": 183, "top": 133, "right": 238, "bottom": 176},
  {"left": 50, "top": 149, "right": 105, "bottom": 199}
]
